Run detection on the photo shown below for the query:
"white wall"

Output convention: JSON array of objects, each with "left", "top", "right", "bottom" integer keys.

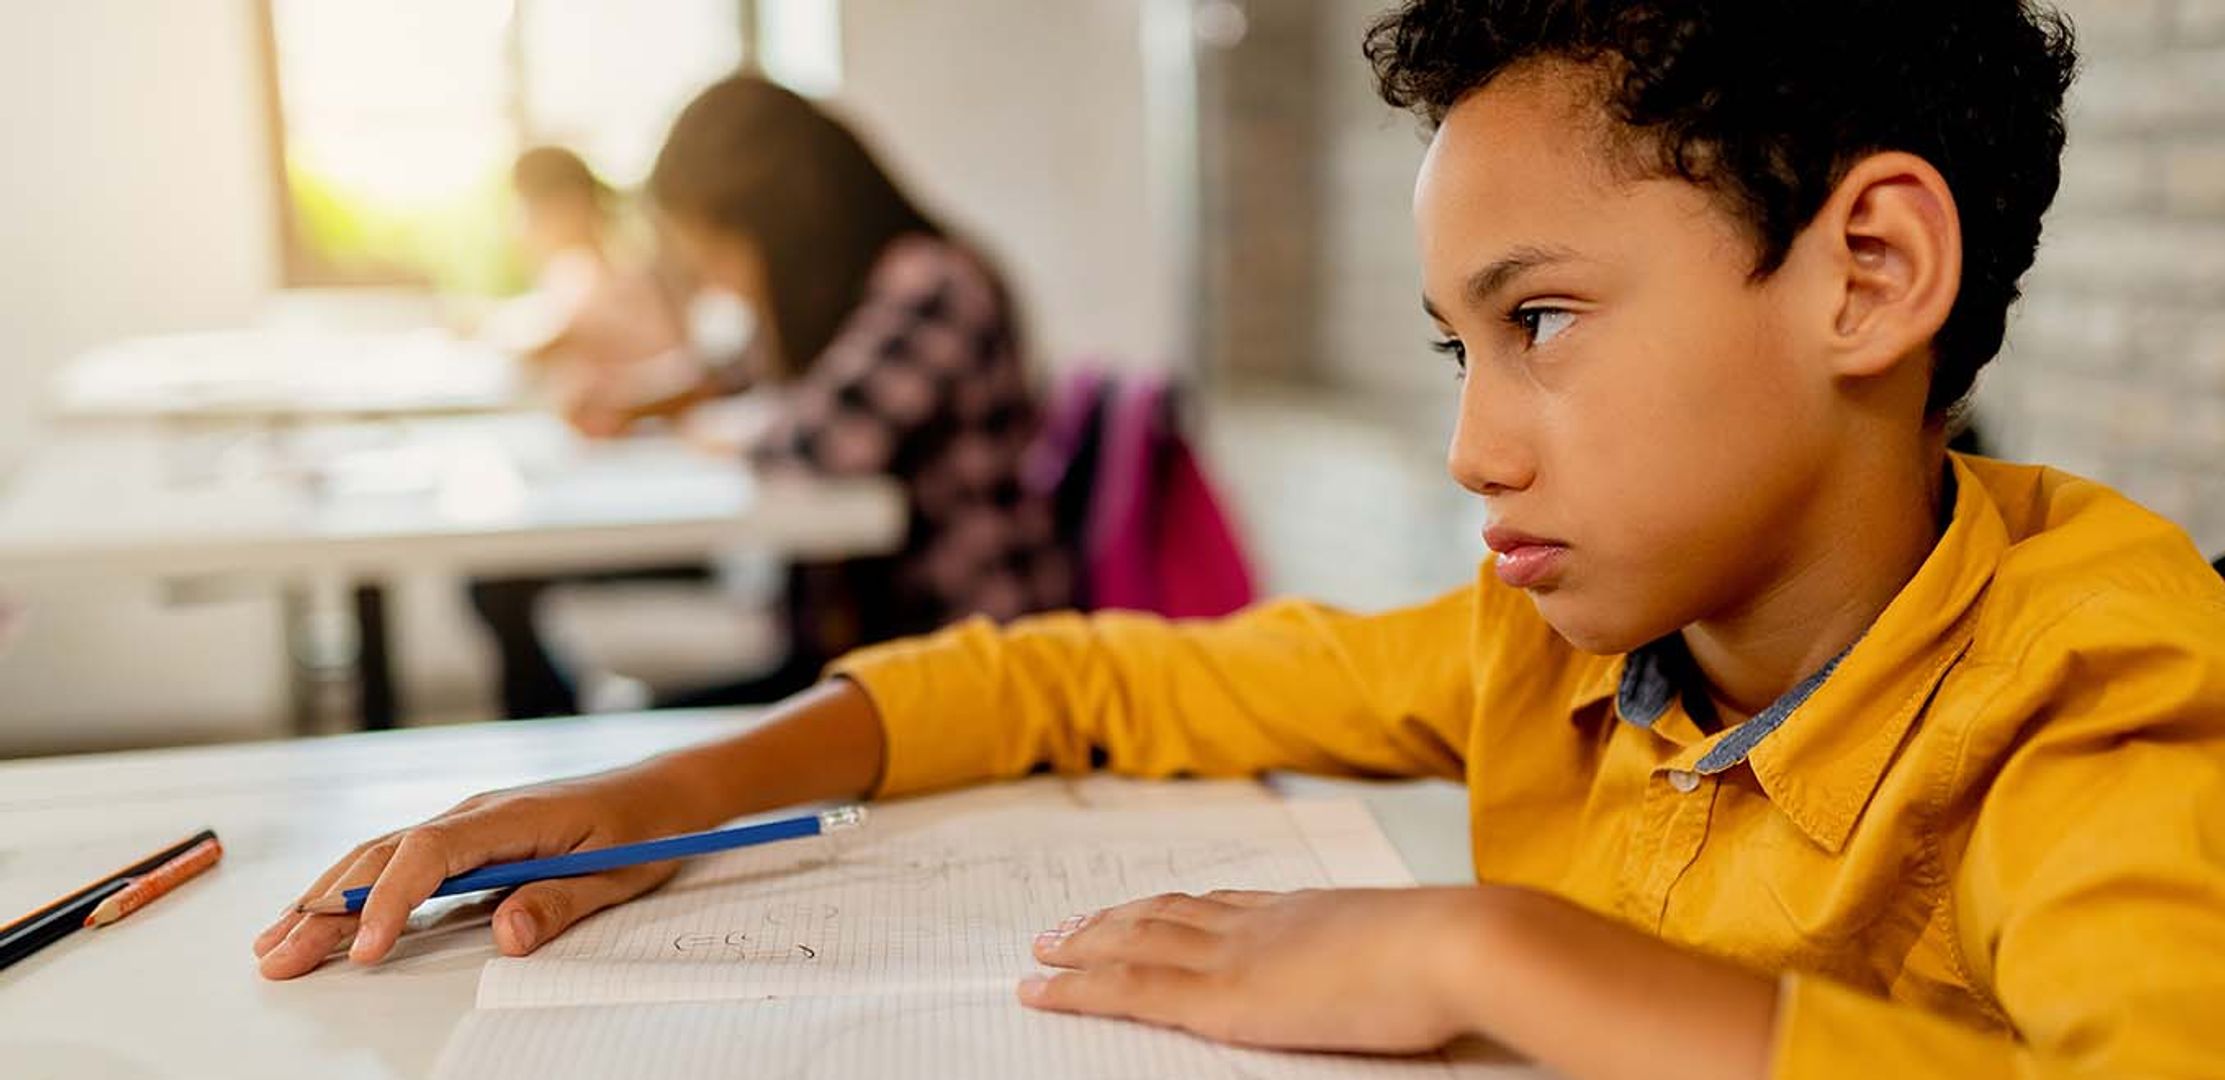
[
  {"left": 836, "top": 0, "right": 1183, "bottom": 370},
  {"left": 0, "top": 0, "right": 288, "bottom": 746},
  {"left": 0, "top": 0, "right": 277, "bottom": 467}
]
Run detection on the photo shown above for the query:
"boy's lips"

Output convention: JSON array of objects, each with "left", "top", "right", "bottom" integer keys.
[{"left": 1484, "top": 525, "right": 1570, "bottom": 588}]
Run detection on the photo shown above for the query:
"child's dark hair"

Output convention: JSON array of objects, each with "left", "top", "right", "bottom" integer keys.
[
  {"left": 650, "top": 75, "right": 943, "bottom": 379},
  {"left": 1364, "top": 1, "right": 2080, "bottom": 416}
]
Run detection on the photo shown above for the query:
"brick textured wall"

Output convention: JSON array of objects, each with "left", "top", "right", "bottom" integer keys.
[
  {"left": 1313, "top": 0, "right": 1436, "bottom": 398},
  {"left": 1195, "top": 2, "right": 1328, "bottom": 383},
  {"left": 1979, "top": 0, "right": 2225, "bottom": 557},
  {"left": 1192, "top": 0, "right": 1433, "bottom": 390}
]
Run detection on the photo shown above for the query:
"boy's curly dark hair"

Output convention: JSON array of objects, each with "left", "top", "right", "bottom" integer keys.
[{"left": 1364, "top": 1, "right": 2079, "bottom": 416}]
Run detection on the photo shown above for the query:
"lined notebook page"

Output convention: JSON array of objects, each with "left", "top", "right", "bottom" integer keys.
[
  {"left": 476, "top": 799, "right": 1414, "bottom": 1010},
  {"left": 430, "top": 990, "right": 1547, "bottom": 1080}
]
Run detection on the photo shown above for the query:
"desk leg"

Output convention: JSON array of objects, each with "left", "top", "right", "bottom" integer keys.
[
  {"left": 352, "top": 584, "right": 400, "bottom": 731},
  {"left": 281, "top": 579, "right": 399, "bottom": 735},
  {"left": 281, "top": 582, "right": 319, "bottom": 737}
]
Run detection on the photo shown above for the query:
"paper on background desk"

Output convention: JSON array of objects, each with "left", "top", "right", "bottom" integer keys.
[{"left": 433, "top": 782, "right": 1541, "bottom": 1078}]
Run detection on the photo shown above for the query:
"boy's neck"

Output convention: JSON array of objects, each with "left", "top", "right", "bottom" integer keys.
[{"left": 1680, "top": 440, "right": 1951, "bottom": 725}]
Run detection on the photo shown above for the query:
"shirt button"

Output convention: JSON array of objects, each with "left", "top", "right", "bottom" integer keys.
[{"left": 1665, "top": 769, "right": 1701, "bottom": 793}]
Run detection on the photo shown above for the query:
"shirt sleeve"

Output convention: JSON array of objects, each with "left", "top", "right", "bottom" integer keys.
[
  {"left": 747, "top": 243, "right": 995, "bottom": 479},
  {"left": 828, "top": 585, "right": 1482, "bottom": 798},
  {"left": 1771, "top": 595, "right": 2225, "bottom": 1079}
]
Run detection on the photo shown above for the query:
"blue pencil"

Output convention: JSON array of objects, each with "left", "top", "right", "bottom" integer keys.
[{"left": 297, "top": 806, "right": 866, "bottom": 916}]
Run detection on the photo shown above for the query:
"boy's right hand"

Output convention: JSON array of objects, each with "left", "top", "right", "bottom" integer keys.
[
  {"left": 255, "top": 679, "right": 890, "bottom": 981},
  {"left": 253, "top": 770, "right": 687, "bottom": 980}
]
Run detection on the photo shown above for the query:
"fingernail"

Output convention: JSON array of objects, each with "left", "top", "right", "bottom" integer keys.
[
  {"left": 503, "top": 910, "right": 537, "bottom": 951},
  {"left": 1017, "top": 975, "right": 1050, "bottom": 1001},
  {"left": 1035, "top": 914, "right": 1087, "bottom": 948}
]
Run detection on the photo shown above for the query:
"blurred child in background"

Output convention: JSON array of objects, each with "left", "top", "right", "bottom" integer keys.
[{"left": 473, "top": 78, "right": 1070, "bottom": 717}]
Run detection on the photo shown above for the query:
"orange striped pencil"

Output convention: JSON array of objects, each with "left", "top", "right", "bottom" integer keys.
[{"left": 84, "top": 837, "right": 223, "bottom": 928}]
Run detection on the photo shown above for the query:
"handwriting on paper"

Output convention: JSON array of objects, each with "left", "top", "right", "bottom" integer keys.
[{"left": 670, "top": 903, "right": 840, "bottom": 962}]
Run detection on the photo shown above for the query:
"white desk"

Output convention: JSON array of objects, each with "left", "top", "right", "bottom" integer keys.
[
  {"left": 0, "top": 714, "right": 1475, "bottom": 1080},
  {"left": 0, "top": 414, "right": 905, "bottom": 584},
  {"left": 51, "top": 329, "right": 522, "bottom": 427},
  {"left": 0, "top": 414, "right": 905, "bottom": 730}
]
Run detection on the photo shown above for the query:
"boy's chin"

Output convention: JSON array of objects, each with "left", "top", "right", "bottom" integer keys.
[{"left": 1530, "top": 594, "right": 1669, "bottom": 656}]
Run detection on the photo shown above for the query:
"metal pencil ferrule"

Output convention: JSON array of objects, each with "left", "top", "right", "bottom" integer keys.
[{"left": 817, "top": 805, "right": 868, "bottom": 833}]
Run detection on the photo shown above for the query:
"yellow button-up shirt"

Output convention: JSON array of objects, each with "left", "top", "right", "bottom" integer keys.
[{"left": 833, "top": 454, "right": 2225, "bottom": 1077}]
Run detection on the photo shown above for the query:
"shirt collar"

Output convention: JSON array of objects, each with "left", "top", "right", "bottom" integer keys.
[{"left": 1564, "top": 454, "right": 2007, "bottom": 852}]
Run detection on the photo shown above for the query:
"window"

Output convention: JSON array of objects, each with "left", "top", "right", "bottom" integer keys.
[{"left": 258, "top": 0, "right": 842, "bottom": 295}]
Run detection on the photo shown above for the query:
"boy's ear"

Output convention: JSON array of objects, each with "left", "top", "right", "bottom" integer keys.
[{"left": 1812, "top": 151, "right": 1962, "bottom": 380}]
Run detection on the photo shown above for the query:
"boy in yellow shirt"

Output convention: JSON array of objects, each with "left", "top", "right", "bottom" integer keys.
[{"left": 258, "top": 2, "right": 2225, "bottom": 1077}]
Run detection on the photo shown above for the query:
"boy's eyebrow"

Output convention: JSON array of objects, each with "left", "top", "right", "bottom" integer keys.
[{"left": 1422, "top": 243, "right": 1580, "bottom": 322}]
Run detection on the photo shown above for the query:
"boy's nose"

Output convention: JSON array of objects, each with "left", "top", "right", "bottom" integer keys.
[{"left": 1447, "top": 390, "right": 1536, "bottom": 498}]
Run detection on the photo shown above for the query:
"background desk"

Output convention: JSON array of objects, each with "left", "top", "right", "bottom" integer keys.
[
  {"left": 0, "top": 713, "right": 1473, "bottom": 1080},
  {"left": 0, "top": 415, "right": 904, "bottom": 583},
  {"left": 49, "top": 329, "right": 521, "bottom": 428},
  {"left": 0, "top": 415, "right": 906, "bottom": 731}
]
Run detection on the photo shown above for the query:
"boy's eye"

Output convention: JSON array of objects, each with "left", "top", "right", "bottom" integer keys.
[
  {"left": 1512, "top": 307, "right": 1576, "bottom": 347},
  {"left": 1430, "top": 337, "right": 1468, "bottom": 377}
]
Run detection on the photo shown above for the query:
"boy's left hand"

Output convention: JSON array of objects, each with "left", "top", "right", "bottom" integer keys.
[{"left": 1021, "top": 887, "right": 1485, "bottom": 1054}]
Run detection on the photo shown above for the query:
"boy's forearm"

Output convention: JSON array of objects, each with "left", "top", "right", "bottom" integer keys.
[
  {"left": 628, "top": 678, "right": 889, "bottom": 829},
  {"left": 1446, "top": 885, "right": 1778, "bottom": 1080}
]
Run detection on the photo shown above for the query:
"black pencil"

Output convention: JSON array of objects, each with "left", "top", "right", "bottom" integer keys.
[
  {"left": 0, "top": 878, "right": 131, "bottom": 972},
  {"left": 0, "top": 828, "right": 216, "bottom": 939}
]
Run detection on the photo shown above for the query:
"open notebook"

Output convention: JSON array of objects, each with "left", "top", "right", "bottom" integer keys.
[{"left": 430, "top": 779, "right": 1543, "bottom": 1079}]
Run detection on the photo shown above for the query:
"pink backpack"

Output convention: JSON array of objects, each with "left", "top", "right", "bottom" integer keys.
[{"left": 1027, "top": 369, "right": 1257, "bottom": 618}]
